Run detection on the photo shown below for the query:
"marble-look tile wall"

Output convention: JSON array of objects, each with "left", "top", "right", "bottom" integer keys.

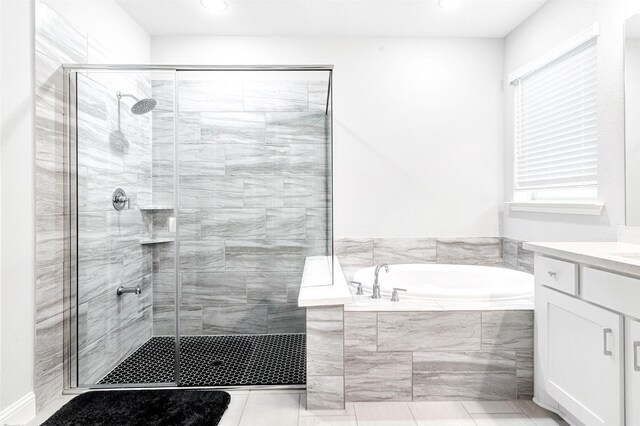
[
  {"left": 150, "top": 76, "right": 332, "bottom": 335},
  {"left": 35, "top": 3, "right": 86, "bottom": 410},
  {"left": 334, "top": 238, "right": 502, "bottom": 281},
  {"left": 76, "top": 71, "right": 154, "bottom": 384},
  {"left": 34, "top": 2, "right": 153, "bottom": 409},
  {"left": 501, "top": 237, "right": 534, "bottom": 274},
  {"left": 306, "top": 307, "right": 533, "bottom": 407}
]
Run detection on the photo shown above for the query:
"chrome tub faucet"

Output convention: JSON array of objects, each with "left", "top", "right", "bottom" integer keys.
[{"left": 372, "top": 264, "right": 389, "bottom": 299}]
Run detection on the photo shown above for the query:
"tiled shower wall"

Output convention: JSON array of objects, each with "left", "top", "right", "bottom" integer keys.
[
  {"left": 149, "top": 77, "right": 332, "bottom": 336},
  {"left": 76, "top": 72, "right": 154, "bottom": 384},
  {"left": 34, "top": 2, "right": 152, "bottom": 408}
]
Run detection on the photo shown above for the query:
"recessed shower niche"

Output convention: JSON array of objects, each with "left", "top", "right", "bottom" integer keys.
[{"left": 65, "top": 66, "right": 333, "bottom": 389}]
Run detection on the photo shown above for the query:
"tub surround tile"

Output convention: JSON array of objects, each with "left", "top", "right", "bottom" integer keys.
[
  {"left": 502, "top": 238, "right": 518, "bottom": 270},
  {"left": 481, "top": 311, "right": 533, "bottom": 351},
  {"left": 377, "top": 311, "right": 481, "bottom": 352},
  {"left": 516, "top": 352, "right": 534, "bottom": 399},
  {"left": 344, "top": 312, "right": 377, "bottom": 353},
  {"left": 345, "top": 352, "right": 413, "bottom": 402},
  {"left": 436, "top": 238, "right": 501, "bottom": 265},
  {"left": 501, "top": 238, "right": 535, "bottom": 274},
  {"left": 412, "top": 351, "right": 517, "bottom": 401},
  {"left": 373, "top": 239, "right": 437, "bottom": 265},
  {"left": 516, "top": 242, "right": 534, "bottom": 274}
]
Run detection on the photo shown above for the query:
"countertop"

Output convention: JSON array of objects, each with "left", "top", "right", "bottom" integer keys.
[
  {"left": 297, "top": 256, "right": 353, "bottom": 307},
  {"left": 523, "top": 241, "right": 640, "bottom": 277}
]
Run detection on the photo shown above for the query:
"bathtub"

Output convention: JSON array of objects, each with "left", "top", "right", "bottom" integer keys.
[
  {"left": 339, "top": 263, "right": 535, "bottom": 401},
  {"left": 351, "top": 263, "right": 534, "bottom": 302}
]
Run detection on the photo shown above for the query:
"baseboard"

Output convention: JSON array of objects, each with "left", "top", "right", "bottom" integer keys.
[{"left": 0, "top": 392, "right": 36, "bottom": 426}]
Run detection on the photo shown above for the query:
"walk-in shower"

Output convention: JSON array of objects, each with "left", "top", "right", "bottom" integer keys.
[{"left": 63, "top": 66, "right": 333, "bottom": 390}]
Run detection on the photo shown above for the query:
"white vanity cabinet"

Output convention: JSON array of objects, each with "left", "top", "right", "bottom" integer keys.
[
  {"left": 537, "top": 285, "right": 624, "bottom": 426},
  {"left": 534, "top": 253, "right": 640, "bottom": 426}
]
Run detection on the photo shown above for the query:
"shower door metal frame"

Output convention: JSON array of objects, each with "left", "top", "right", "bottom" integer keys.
[{"left": 63, "top": 64, "right": 335, "bottom": 393}]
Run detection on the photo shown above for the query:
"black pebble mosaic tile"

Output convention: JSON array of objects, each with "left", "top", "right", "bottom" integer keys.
[{"left": 98, "top": 334, "right": 306, "bottom": 386}]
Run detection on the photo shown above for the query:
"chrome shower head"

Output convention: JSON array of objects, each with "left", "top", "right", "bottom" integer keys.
[
  {"left": 116, "top": 91, "right": 157, "bottom": 115},
  {"left": 130, "top": 98, "right": 157, "bottom": 115}
]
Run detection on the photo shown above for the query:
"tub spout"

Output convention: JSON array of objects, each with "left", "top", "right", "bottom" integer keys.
[{"left": 372, "top": 264, "right": 389, "bottom": 299}]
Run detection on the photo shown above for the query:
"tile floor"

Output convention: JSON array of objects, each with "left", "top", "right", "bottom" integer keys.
[{"left": 27, "top": 390, "right": 569, "bottom": 426}]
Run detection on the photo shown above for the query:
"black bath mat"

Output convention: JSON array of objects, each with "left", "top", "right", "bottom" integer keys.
[{"left": 41, "top": 389, "right": 230, "bottom": 426}]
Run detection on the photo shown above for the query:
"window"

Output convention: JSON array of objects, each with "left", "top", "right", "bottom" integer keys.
[{"left": 511, "top": 28, "right": 598, "bottom": 203}]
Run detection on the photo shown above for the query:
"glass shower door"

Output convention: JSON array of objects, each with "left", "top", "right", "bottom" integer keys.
[
  {"left": 171, "top": 69, "right": 333, "bottom": 387},
  {"left": 74, "top": 69, "right": 178, "bottom": 387}
]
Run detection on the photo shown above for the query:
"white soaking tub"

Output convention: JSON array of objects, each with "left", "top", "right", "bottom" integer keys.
[{"left": 351, "top": 264, "right": 534, "bottom": 302}]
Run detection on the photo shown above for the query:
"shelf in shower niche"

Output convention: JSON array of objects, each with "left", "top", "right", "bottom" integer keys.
[
  {"left": 139, "top": 237, "right": 174, "bottom": 245},
  {"left": 138, "top": 205, "right": 175, "bottom": 211}
]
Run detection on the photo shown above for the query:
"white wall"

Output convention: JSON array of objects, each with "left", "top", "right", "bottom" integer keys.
[
  {"left": 42, "top": 0, "right": 150, "bottom": 63},
  {"left": 502, "top": 0, "right": 640, "bottom": 242},
  {"left": 0, "top": 0, "right": 36, "bottom": 422},
  {"left": 152, "top": 36, "right": 504, "bottom": 238}
]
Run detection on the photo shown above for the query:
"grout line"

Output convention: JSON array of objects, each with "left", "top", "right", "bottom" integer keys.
[
  {"left": 235, "top": 391, "right": 251, "bottom": 426},
  {"left": 406, "top": 401, "right": 419, "bottom": 425}
]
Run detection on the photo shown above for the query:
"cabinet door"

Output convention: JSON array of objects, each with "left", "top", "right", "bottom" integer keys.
[
  {"left": 627, "top": 318, "right": 640, "bottom": 426},
  {"left": 538, "top": 286, "right": 624, "bottom": 426}
]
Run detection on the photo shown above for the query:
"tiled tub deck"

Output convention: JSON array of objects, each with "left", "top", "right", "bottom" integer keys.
[{"left": 306, "top": 304, "right": 534, "bottom": 409}]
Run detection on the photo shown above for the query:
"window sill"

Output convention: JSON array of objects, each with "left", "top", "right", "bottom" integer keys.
[{"left": 506, "top": 201, "right": 604, "bottom": 216}]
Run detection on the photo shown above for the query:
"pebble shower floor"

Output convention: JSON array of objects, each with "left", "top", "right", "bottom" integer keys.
[{"left": 98, "top": 334, "right": 306, "bottom": 386}]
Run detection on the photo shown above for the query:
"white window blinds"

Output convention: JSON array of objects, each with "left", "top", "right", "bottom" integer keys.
[{"left": 513, "top": 39, "right": 598, "bottom": 194}]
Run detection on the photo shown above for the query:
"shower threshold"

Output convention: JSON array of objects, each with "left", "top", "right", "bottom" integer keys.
[{"left": 98, "top": 333, "right": 306, "bottom": 387}]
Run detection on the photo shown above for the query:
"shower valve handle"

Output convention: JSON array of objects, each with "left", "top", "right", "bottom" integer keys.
[{"left": 391, "top": 287, "right": 407, "bottom": 302}]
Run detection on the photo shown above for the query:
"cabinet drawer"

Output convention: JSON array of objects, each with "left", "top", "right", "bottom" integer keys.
[
  {"left": 582, "top": 266, "right": 640, "bottom": 319},
  {"left": 534, "top": 255, "right": 578, "bottom": 295}
]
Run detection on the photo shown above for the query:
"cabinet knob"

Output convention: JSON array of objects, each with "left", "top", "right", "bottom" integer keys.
[
  {"left": 548, "top": 271, "right": 557, "bottom": 278},
  {"left": 634, "top": 341, "right": 640, "bottom": 372}
]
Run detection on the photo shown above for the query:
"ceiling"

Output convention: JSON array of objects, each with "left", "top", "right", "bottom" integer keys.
[{"left": 114, "top": 0, "right": 548, "bottom": 38}]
